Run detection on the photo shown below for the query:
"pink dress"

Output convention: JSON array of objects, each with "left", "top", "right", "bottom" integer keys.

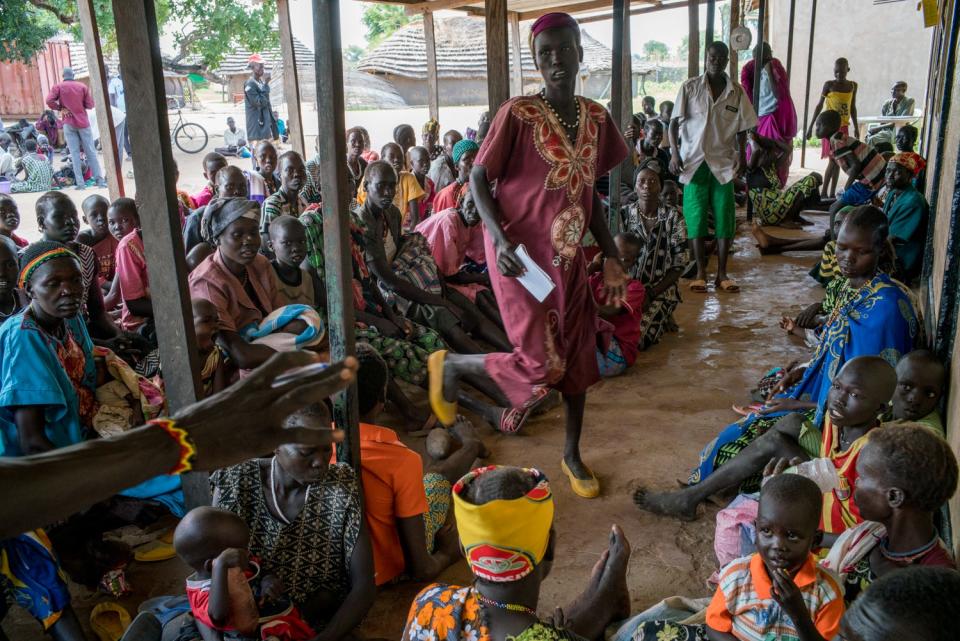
[
  {"left": 115, "top": 230, "right": 149, "bottom": 331},
  {"left": 475, "top": 96, "right": 628, "bottom": 408},
  {"left": 415, "top": 208, "right": 486, "bottom": 302}
]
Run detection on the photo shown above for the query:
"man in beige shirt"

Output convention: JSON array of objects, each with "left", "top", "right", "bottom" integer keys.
[{"left": 669, "top": 42, "right": 757, "bottom": 293}]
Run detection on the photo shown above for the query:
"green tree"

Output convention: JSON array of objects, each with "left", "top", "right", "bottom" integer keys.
[
  {"left": 343, "top": 45, "right": 365, "bottom": 68},
  {"left": 1, "top": 0, "right": 273, "bottom": 73},
  {"left": 676, "top": 31, "right": 707, "bottom": 61},
  {"left": 361, "top": 4, "right": 410, "bottom": 48},
  {"left": 642, "top": 40, "right": 669, "bottom": 63}
]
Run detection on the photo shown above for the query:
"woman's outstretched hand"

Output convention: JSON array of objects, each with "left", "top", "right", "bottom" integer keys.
[{"left": 177, "top": 351, "right": 358, "bottom": 471}]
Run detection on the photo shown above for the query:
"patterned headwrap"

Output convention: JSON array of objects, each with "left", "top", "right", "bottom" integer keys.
[
  {"left": 636, "top": 157, "right": 665, "bottom": 182},
  {"left": 888, "top": 152, "right": 919, "bottom": 175},
  {"left": 529, "top": 12, "right": 580, "bottom": 53},
  {"left": 19, "top": 241, "right": 79, "bottom": 289},
  {"left": 453, "top": 466, "right": 554, "bottom": 582},
  {"left": 201, "top": 197, "right": 260, "bottom": 243},
  {"left": 422, "top": 119, "right": 440, "bottom": 136},
  {"left": 452, "top": 139, "right": 480, "bottom": 165}
]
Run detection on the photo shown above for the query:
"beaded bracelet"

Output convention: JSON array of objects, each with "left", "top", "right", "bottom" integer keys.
[{"left": 148, "top": 418, "right": 197, "bottom": 475}]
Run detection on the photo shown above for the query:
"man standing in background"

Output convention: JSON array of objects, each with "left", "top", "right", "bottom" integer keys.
[{"left": 46, "top": 67, "right": 105, "bottom": 189}]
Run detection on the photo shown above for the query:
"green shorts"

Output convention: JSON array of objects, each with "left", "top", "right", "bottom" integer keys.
[{"left": 682, "top": 163, "right": 736, "bottom": 239}]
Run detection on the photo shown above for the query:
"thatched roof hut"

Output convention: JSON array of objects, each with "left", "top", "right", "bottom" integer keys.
[{"left": 357, "top": 16, "right": 654, "bottom": 105}]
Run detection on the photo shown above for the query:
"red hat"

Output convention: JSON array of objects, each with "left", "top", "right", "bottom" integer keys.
[{"left": 248, "top": 53, "right": 265, "bottom": 66}]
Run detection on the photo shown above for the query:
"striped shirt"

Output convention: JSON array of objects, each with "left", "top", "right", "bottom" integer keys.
[
  {"left": 706, "top": 553, "right": 845, "bottom": 641},
  {"left": 829, "top": 132, "right": 886, "bottom": 190}
]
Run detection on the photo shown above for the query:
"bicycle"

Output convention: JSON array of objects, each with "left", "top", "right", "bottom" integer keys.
[{"left": 167, "top": 96, "right": 208, "bottom": 154}]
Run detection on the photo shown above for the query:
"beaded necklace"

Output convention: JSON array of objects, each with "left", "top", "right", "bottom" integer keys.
[
  {"left": 474, "top": 589, "right": 538, "bottom": 618},
  {"left": 879, "top": 533, "right": 940, "bottom": 564},
  {"left": 539, "top": 90, "right": 580, "bottom": 130}
]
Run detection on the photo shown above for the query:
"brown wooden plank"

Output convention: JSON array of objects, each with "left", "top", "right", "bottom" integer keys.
[
  {"left": 277, "top": 0, "right": 306, "bottom": 157},
  {"left": 424, "top": 11, "right": 440, "bottom": 122},
  {"left": 110, "top": 0, "right": 207, "bottom": 506},
  {"left": 311, "top": 0, "right": 361, "bottom": 469},
  {"left": 485, "top": 0, "right": 510, "bottom": 114},
  {"left": 728, "top": 0, "right": 739, "bottom": 80},
  {"left": 77, "top": 0, "right": 123, "bottom": 199},
  {"left": 608, "top": 0, "right": 631, "bottom": 230},
  {"left": 403, "top": 0, "right": 481, "bottom": 13},
  {"left": 518, "top": 0, "right": 657, "bottom": 21},
  {"left": 509, "top": 11, "right": 524, "bottom": 97},
  {"left": 687, "top": 0, "right": 700, "bottom": 78},
  {"left": 576, "top": 0, "right": 701, "bottom": 25}
]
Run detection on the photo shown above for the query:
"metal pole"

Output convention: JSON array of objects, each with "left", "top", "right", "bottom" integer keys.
[
  {"left": 609, "top": 0, "right": 631, "bottom": 230},
  {"left": 785, "top": 0, "right": 797, "bottom": 78},
  {"left": 311, "top": 0, "right": 360, "bottom": 468},
  {"left": 800, "top": 0, "right": 818, "bottom": 169}
]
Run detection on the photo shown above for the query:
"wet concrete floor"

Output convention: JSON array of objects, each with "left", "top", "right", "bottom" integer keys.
[{"left": 4, "top": 211, "right": 828, "bottom": 640}]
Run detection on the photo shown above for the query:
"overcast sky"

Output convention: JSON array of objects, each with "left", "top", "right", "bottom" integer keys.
[{"left": 287, "top": 0, "right": 715, "bottom": 55}]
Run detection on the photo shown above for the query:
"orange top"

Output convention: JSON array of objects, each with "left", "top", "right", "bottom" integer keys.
[
  {"left": 340, "top": 423, "right": 428, "bottom": 585},
  {"left": 820, "top": 417, "right": 872, "bottom": 534},
  {"left": 706, "top": 553, "right": 845, "bottom": 640}
]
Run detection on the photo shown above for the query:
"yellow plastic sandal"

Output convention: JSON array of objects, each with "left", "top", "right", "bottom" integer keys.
[
  {"left": 561, "top": 459, "right": 600, "bottom": 499},
  {"left": 133, "top": 539, "right": 177, "bottom": 562},
  {"left": 428, "top": 350, "right": 458, "bottom": 427},
  {"left": 90, "top": 602, "right": 131, "bottom": 641}
]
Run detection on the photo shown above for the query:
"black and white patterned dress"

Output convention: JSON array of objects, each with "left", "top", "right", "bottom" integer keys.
[{"left": 212, "top": 459, "right": 362, "bottom": 606}]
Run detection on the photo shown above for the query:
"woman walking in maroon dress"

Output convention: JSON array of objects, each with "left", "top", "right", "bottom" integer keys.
[{"left": 428, "top": 12, "right": 629, "bottom": 498}]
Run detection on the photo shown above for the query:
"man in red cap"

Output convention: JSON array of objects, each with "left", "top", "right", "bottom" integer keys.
[{"left": 244, "top": 53, "right": 278, "bottom": 156}]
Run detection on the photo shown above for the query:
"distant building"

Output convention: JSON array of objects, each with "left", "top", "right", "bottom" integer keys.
[{"left": 358, "top": 16, "right": 655, "bottom": 107}]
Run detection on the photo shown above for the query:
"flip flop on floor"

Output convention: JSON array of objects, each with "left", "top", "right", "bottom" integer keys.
[
  {"left": 732, "top": 402, "right": 764, "bottom": 417},
  {"left": 90, "top": 602, "right": 132, "bottom": 641},
  {"left": 561, "top": 459, "right": 600, "bottom": 499},
  {"left": 427, "top": 350, "right": 458, "bottom": 427},
  {"left": 688, "top": 279, "right": 708, "bottom": 293},
  {"left": 715, "top": 279, "right": 741, "bottom": 293},
  {"left": 498, "top": 406, "right": 532, "bottom": 434}
]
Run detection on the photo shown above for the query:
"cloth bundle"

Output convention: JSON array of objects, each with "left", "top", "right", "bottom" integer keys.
[{"left": 241, "top": 304, "right": 325, "bottom": 352}]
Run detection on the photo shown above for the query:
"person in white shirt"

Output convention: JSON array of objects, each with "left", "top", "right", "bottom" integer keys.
[
  {"left": 217, "top": 117, "right": 249, "bottom": 157},
  {"left": 669, "top": 41, "right": 757, "bottom": 293},
  {"left": 0, "top": 134, "right": 14, "bottom": 179},
  {"left": 107, "top": 65, "right": 132, "bottom": 163}
]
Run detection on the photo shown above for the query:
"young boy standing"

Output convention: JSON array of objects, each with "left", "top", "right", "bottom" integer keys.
[{"left": 110, "top": 198, "right": 152, "bottom": 333}]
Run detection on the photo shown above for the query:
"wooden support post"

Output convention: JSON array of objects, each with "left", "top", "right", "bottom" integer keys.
[
  {"left": 800, "top": 0, "right": 818, "bottom": 169},
  {"left": 277, "top": 0, "right": 305, "bottom": 157},
  {"left": 728, "top": 0, "right": 739, "bottom": 80},
  {"left": 747, "top": 0, "right": 764, "bottom": 223},
  {"left": 609, "top": 0, "right": 632, "bottom": 232},
  {"left": 77, "top": 0, "right": 123, "bottom": 200},
  {"left": 424, "top": 11, "right": 440, "bottom": 122},
  {"left": 509, "top": 12, "right": 524, "bottom": 97},
  {"left": 111, "top": 0, "right": 207, "bottom": 506},
  {"left": 687, "top": 0, "right": 700, "bottom": 78},
  {"left": 485, "top": 0, "right": 510, "bottom": 114},
  {"left": 704, "top": 0, "right": 715, "bottom": 66},
  {"left": 786, "top": 0, "right": 797, "bottom": 78},
  {"left": 312, "top": 0, "right": 360, "bottom": 468}
]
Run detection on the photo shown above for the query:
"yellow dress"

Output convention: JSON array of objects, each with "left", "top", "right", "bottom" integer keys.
[{"left": 824, "top": 90, "right": 854, "bottom": 127}]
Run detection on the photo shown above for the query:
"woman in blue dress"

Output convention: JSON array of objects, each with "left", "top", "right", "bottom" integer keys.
[{"left": 634, "top": 206, "right": 920, "bottom": 520}]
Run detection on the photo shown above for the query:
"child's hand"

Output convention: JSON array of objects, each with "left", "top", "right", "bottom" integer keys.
[
  {"left": 758, "top": 398, "right": 811, "bottom": 415},
  {"left": 770, "top": 567, "right": 808, "bottom": 621},
  {"left": 259, "top": 573, "right": 285, "bottom": 603},
  {"left": 779, "top": 316, "right": 796, "bottom": 333},
  {"left": 214, "top": 547, "right": 247, "bottom": 570},
  {"left": 762, "top": 457, "right": 804, "bottom": 478}
]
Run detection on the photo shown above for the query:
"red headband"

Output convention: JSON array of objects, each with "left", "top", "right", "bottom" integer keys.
[{"left": 531, "top": 12, "right": 580, "bottom": 39}]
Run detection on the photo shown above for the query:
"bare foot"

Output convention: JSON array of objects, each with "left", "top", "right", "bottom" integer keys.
[
  {"left": 632, "top": 487, "right": 699, "bottom": 521},
  {"left": 426, "top": 428, "right": 456, "bottom": 460},
  {"left": 563, "top": 525, "right": 632, "bottom": 640},
  {"left": 751, "top": 224, "right": 773, "bottom": 251}
]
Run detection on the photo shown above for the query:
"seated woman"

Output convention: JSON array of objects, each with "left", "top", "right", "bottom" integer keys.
[
  {"left": 622, "top": 158, "right": 689, "bottom": 347},
  {"left": 355, "top": 161, "right": 511, "bottom": 354},
  {"left": 415, "top": 187, "right": 502, "bottom": 327},
  {"left": 431, "top": 139, "right": 479, "bottom": 214},
  {"left": 635, "top": 206, "right": 919, "bottom": 520},
  {"left": 10, "top": 139, "right": 53, "bottom": 194},
  {"left": 746, "top": 131, "right": 823, "bottom": 228},
  {"left": 188, "top": 197, "right": 322, "bottom": 371},
  {"left": 821, "top": 423, "right": 957, "bottom": 603},
  {"left": 0, "top": 243, "right": 181, "bottom": 640},
  {"left": 405, "top": 465, "right": 632, "bottom": 641},
  {"left": 212, "top": 402, "right": 375, "bottom": 637},
  {"left": 882, "top": 153, "right": 928, "bottom": 283}
]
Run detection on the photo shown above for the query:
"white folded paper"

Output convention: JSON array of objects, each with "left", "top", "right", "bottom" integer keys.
[{"left": 514, "top": 244, "right": 556, "bottom": 302}]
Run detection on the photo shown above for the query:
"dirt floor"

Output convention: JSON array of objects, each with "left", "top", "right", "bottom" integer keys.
[{"left": 2, "top": 194, "right": 830, "bottom": 639}]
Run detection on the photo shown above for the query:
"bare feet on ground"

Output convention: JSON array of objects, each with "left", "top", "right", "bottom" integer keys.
[
  {"left": 632, "top": 487, "right": 699, "bottom": 522},
  {"left": 563, "top": 524, "right": 632, "bottom": 641}
]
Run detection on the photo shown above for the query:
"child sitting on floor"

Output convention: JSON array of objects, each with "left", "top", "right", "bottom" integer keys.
[
  {"left": 888, "top": 349, "right": 945, "bottom": 430},
  {"left": 0, "top": 238, "right": 26, "bottom": 320},
  {"left": 174, "top": 506, "right": 315, "bottom": 641},
  {"left": 268, "top": 216, "right": 322, "bottom": 308},
  {"left": 108, "top": 199, "right": 153, "bottom": 335},
  {"left": 408, "top": 146, "right": 435, "bottom": 217},
  {"left": 193, "top": 298, "right": 235, "bottom": 397},
  {"left": 815, "top": 110, "right": 885, "bottom": 210},
  {"left": 589, "top": 232, "right": 646, "bottom": 377},
  {"left": 707, "top": 474, "right": 844, "bottom": 641},
  {"left": 0, "top": 195, "right": 28, "bottom": 249},
  {"left": 78, "top": 194, "right": 118, "bottom": 287}
]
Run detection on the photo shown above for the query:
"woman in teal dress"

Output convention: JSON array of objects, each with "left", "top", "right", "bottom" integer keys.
[{"left": 634, "top": 206, "right": 920, "bottom": 520}]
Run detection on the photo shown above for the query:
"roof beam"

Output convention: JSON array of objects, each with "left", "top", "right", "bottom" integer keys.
[
  {"left": 518, "top": 0, "right": 657, "bottom": 21},
  {"left": 402, "top": 0, "right": 480, "bottom": 14},
  {"left": 574, "top": 0, "right": 703, "bottom": 24}
]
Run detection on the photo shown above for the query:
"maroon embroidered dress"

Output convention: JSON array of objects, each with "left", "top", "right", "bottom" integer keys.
[{"left": 475, "top": 96, "right": 628, "bottom": 407}]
